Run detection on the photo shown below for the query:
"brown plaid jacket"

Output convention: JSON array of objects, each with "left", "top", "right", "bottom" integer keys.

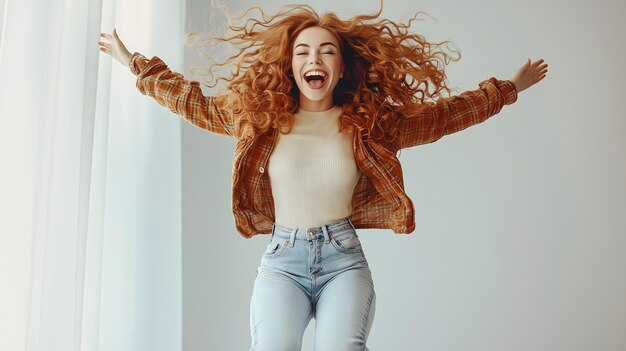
[{"left": 129, "top": 52, "right": 518, "bottom": 238}]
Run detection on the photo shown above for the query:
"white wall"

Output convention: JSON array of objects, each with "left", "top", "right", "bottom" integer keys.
[{"left": 181, "top": 0, "right": 626, "bottom": 350}]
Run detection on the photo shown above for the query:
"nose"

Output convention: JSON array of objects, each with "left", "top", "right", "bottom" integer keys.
[{"left": 309, "top": 52, "right": 321, "bottom": 64}]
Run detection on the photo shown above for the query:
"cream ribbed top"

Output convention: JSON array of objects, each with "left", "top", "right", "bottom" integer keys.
[{"left": 267, "top": 105, "right": 361, "bottom": 229}]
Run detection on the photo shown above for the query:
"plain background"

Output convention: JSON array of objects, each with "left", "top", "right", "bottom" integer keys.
[{"left": 172, "top": 0, "right": 625, "bottom": 350}]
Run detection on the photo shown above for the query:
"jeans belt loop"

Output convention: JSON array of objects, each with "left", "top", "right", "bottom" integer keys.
[
  {"left": 347, "top": 217, "right": 357, "bottom": 235},
  {"left": 289, "top": 228, "right": 297, "bottom": 247},
  {"left": 322, "top": 224, "right": 330, "bottom": 244}
]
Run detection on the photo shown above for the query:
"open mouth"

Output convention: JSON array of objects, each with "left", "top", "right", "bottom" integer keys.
[{"left": 304, "top": 70, "right": 328, "bottom": 90}]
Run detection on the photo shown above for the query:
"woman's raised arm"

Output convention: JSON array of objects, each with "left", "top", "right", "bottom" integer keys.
[
  {"left": 98, "top": 29, "right": 235, "bottom": 137},
  {"left": 397, "top": 58, "right": 548, "bottom": 149}
]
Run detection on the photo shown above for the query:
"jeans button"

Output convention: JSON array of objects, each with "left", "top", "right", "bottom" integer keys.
[{"left": 308, "top": 230, "right": 315, "bottom": 236}]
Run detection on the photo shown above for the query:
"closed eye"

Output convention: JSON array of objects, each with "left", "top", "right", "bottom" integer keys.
[{"left": 295, "top": 52, "right": 335, "bottom": 55}]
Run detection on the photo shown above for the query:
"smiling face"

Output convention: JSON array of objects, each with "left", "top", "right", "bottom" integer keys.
[{"left": 291, "top": 26, "right": 345, "bottom": 111}]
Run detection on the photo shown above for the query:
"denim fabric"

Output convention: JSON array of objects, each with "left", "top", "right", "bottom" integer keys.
[{"left": 249, "top": 217, "right": 376, "bottom": 351}]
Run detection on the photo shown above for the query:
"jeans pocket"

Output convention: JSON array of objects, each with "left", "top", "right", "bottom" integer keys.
[
  {"left": 330, "top": 231, "right": 362, "bottom": 254},
  {"left": 263, "top": 240, "right": 288, "bottom": 258}
]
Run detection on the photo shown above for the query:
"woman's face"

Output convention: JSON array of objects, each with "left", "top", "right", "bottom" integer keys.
[{"left": 291, "top": 26, "right": 345, "bottom": 111}]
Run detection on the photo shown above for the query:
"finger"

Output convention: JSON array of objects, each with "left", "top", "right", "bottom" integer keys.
[
  {"left": 531, "top": 59, "right": 545, "bottom": 67},
  {"left": 113, "top": 28, "right": 119, "bottom": 38},
  {"left": 100, "top": 33, "right": 112, "bottom": 40}
]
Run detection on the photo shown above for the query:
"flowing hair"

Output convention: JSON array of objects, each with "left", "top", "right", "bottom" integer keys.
[{"left": 185, "top": 0, "right": 461, "bottom": 147}]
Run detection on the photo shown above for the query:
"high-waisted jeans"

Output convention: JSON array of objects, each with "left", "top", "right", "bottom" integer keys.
[{"left": 249, "top": 217, "right": 376, "bottom": 351}]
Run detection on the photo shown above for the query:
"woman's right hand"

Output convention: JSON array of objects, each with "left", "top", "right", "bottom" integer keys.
[{"left": 98, "top": 28, "right": 133, "bottom": 66}]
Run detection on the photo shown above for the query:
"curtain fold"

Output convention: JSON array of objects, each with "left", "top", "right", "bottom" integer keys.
[{"left": 0, "top": 1, "right": 183, "bottom": 350}]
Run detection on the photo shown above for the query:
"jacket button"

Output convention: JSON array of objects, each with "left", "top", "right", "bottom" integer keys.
[{"left": 259, "top": 166, "right": 265, "bottom": 173}]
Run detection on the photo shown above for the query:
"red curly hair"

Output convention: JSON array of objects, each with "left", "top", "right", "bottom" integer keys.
[{"left": 185, "top": 0, "right": 461, "bottom": 147}]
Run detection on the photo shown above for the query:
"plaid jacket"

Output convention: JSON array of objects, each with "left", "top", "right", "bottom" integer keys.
[{"left": 129, "top": 52, "right": 518, "bottom": 238}]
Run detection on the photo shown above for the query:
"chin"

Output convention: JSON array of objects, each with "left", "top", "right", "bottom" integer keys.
[
  {"left": 303, "top": 94, "right": 328, "bottom": 102},
  {"left": 302, "top": 88, "right": 334, "bottom": 101}
]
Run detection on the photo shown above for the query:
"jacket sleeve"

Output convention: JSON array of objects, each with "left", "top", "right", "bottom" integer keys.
[
  {"left": 129, "top": 52, "right": 235, "bottom": 137},
  {"left": 397, "top": 77, "right": 517, "bottom": 149}
]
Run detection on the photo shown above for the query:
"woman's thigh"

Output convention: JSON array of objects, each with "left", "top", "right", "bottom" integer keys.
[
  {"left": 314, "top": 268, "right": 376, "bottom": 351},
  {"left": 249, "top": 271, "right": 314, "bottom": 351}
]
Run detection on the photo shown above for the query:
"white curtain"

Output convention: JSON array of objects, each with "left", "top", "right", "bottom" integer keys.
[{"left": 0, "top": 0, "right": 183, "bottom": 350}]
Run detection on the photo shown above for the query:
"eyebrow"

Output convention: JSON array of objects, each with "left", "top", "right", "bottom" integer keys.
[{"left": 293, "top": 42, "right": 338, "bottom": 50}]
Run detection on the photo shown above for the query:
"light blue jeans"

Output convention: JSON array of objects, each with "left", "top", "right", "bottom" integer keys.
[{"left": 249, "top": 217, "right": 376, "bottom": 351}]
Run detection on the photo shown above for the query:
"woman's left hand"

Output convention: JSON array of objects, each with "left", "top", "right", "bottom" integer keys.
[{"left": 509, "top": 58, "right": 548, "bottom": 94}]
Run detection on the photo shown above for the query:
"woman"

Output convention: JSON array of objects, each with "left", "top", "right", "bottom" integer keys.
[{"left": 99, "top": 2, "right": 548, "bottom": 350}]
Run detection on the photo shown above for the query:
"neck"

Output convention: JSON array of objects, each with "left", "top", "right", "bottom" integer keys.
[
  {"left": 298, "top": 95, "right": 334, "bottom": 112},
  {"left": 296, "top": 105, "right": 341, "bottom": 116}
]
